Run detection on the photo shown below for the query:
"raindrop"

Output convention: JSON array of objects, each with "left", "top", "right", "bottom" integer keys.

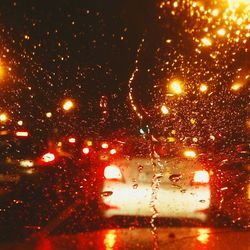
[
  {"left": 133, "top": 183, "right": 138, "bottom": 189},
  {"left": 169, "top": 174, "right": 182, "bottom": 183},
  {"left": 101, "top": 191, "right": 113, "bottom": 197},
  {"left": 138, "top": 165, "right": 144, "bottom": 172}
]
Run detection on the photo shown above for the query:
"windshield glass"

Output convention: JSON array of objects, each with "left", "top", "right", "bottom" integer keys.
[{"left": 0, "top": 0, "right": 249, "bottom": 249}]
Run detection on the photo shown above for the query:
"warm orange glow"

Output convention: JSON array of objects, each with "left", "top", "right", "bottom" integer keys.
[
  {"left": 62, "top": 99, "right": 75, "bottom": 111},
  {"left": 169, "top": 79, "right": 184, "bottom": 94},
  {"left": 193, "top": 170, "right": 210, "bottom": 184},
  {"left": 201, "top": 37, "right": 212, "bottom": 47},
  {"left": 183, "top": 149, "right": 197, "bottom": 158},
  {"left": 231, "top": 82, "right": 243, "bottom": 91},
  {"left": 196, "top": 228, "right": 211, "bottom": 244},
  {"left": 0, "top": 113, "right": 8, "bottom": 122},
  {"left": 86, "top": 140, "right": 93, "bottom": 146},
  {"left": 217, "top": 28, "right": 226, "bottom": 36},
  {"left": 104, "top": 230, "right": 117, "bottom": 250},
  {"left": 200, "top": 84, "right": 208, "bottom": 92},
  {"left": 104, "top": 165, "right": 122, "bottom": 180},
  {"left": 0, "top": 64, "right": 5, "bottom": 80}
]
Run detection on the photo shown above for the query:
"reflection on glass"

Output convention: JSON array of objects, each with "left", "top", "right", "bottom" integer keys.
[
  {"left": 104, "top": 230, "right": 117, "bottom": 250},
  {"left": 196, "top": 228, "right": 211, "bottom": 245}
]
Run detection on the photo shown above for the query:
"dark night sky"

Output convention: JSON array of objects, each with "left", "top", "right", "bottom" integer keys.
[
  {"left": 0, "top": 0, "right": 156, "bottom": 135},
  {"left": 0, "top": 0, "right": 249, "bottom": 144}
]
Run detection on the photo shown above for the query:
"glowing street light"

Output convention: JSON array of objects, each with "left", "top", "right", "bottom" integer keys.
[
  {"left": 201, "top": 37, "right": 212, "bottom": 47},
  {"left": 0, "top": 113, "right": 8, "bottom": 122},
  {"left": 0, "top": 65, "right": 4, "bottom": 79},
  {"left": 200, "top": 84, "right": 208, "bottom": 93},
  {"left": 183, "top": 149, "right": 197, "bottom": 158},
  {"left": 169, "top": 79, "right": 184, "bottom": 95},
  {"left": 62, "top": 99, "right": 75, "bottom": 111},
  {"left": 231, "top": 82, "right": 242, "bottom": 91}
]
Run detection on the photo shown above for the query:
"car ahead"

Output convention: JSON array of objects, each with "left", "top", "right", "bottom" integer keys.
[{"left": 100, "top": 137, "right": 211, "bottom": 222}]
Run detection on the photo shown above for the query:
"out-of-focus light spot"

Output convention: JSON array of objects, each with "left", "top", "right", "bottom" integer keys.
[
  {"left": 57, "top": 142, "right": 62, "bottom": 147},
  {"left": 171, "top": 129, "right": 176, "bottom": 135},
  {"left": 16, "top": 131, "right": 29, "bottom": 137},
  {"left": 217, "top": 28, "right": 226, "bottom": 36},
  {"left": 82, "top": 147, "right": 90, "bottom": 154},
  {"left": 190, "top": 118, "right": 196, "bottom": 124},
  {"left": 167, "top": 137, "right": 175, "bottom": 142},
  {"left": 169, "top": 79, "right": 184, "bottom": 94},
  {"left": 196, "top": 228, "right": 211, "bottom": 244},
  {"left": 200, "top": 84, "right": 208, "bottom": 92},
  {"left": 193, "top": 137, "right": 198, "bottom": 142},
  {"left": 17, "top": 120, "right": 23, "bottom": 126},
  {"left": 86, "top": 140, "right": 93, "bottom": 146},
  {"left": 101, "top": 143, "right": 109, "bottom": 149},
  {"left": 19, "top": 160, "right": 34, "bottom": 168},
  {"left": 24, "top": 34, "right": 30, "bottom": 40},
  {"left": 104, "top": 230, "right": 117, "bottom": 250},
  {"left": 212, "top": 9, "right": 219, "bottom": 16},
  {"left": 0, "top": 113, "right": 8, "bottom": 122},
  {"left": 173, "top": 1, "right": 178, "bottom": 8},
  {"left": 161, "top": 104, "right": 170, "bottom": 115},
  {"left": 183, "top": 149, "right": 197, "bottom": 158},
  {"left": 0, "top": 65, "right": 5, "bottom": 79},
  {"left": 68, "top": 137, "right": 76, "bottom": 143},
  {"left": 201, "top": 37, "right": 212, "bottom": 47},
  {"left": 62, "top": 99, "right": 75, "bottom": 111},
  {"left": 46, "top": 112, "right": 52, "bottom": 118},
  {"left": 110, "top": 149, "right": 117, "bottom": 155},
  {"left": 231, "top": 82, "right": 243, "bottom": 91}
]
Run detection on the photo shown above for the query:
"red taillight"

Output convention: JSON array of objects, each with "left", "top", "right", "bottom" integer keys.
[
  {"left": 15, "top": 131, "right": 29, "bottom": 137},
  {"left": 110, "top": 149, "right": 117, "bottom": 155},
  {"left": 68, "top": 137, "right": 76, "bottom": 143},
  {"left": 41, "top": 152, "right": 56, "bottom": 163},
  {"left": 193, "top": 170, "right": 209, "bottom": 184},
  {"left": 82, "top": 147, "right": 90, "bottom": 154},
  {"left": 104, "top": 165, "right": 122, "bottom": 180}
]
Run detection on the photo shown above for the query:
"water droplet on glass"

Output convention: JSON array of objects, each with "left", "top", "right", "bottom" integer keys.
[
  {"left": 180, "top": 189, "right": 186, "bottom": 193},
  {"left": 133, "top": 183, "right": 138, "bottom": 189},
  {"left": 138, "top": 165, "right": 144, "bottom": 172},
  {"left": 101, "top": 191, "right": 113, "bottom": 197},
  {"left": 169, "top": 174, "right": 182, "bottom": 183},
  {"left": 199, "top": 199, "right": 206, "bottom": 203}
]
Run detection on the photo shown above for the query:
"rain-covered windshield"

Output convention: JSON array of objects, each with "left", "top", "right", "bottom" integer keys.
[{"left": 0, "top": 0, "right": 249, "bottom": 249}]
